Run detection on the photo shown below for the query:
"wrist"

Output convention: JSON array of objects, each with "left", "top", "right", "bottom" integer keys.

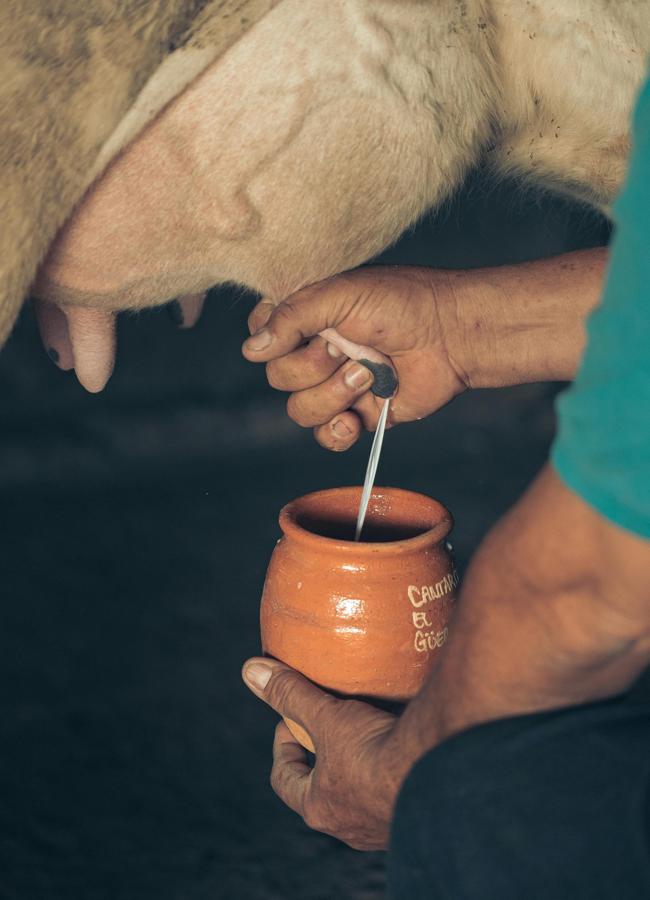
[
  {"left": 431, "top": 264, "right": 541, "bottom": 390},
  {"left": 432, "top": 250, "right": 607, "bottom": 390},
  {"left": 385, "top": 701, "right": 444, "bottom": 793}
]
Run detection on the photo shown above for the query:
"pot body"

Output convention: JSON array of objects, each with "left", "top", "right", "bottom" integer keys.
[{"left": 261, "top": 487, "right": 459, "bottom": 707}]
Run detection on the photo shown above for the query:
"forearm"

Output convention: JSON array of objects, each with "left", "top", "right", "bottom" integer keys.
[
  {"left": 437, "top": 248, "right": 608, "bottom": 388},
  {"left": 395, "top": 465, "right": 650, "bottom": 761}
]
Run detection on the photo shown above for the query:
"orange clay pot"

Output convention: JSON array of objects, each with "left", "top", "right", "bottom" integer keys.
[{"left": 260, "top": 486, "right": 459, "bottom": 751}]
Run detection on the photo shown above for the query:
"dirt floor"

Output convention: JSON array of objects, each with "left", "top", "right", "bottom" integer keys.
[{"left": 0, "top": 178, "right": 619, "bottom": 899}]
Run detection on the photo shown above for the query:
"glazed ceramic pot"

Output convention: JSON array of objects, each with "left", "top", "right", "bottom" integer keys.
[{"left": 260, "top": 486, "right": 459, "bottom": 751}]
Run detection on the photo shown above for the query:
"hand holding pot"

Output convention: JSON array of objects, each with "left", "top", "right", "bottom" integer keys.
[{"left": 242, "top": 657, "right": 411, "bottom": 851}]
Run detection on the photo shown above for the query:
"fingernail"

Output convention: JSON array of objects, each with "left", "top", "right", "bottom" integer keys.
[
  {"left": 327, "top": 342, "right": 344, "bottom": 359},
  {"left": 344, "top": 364, "right": 372, "bottom": 390},
  {"left": 246, "top": 328, "right": 273, "bottom": 351},
  {"left": 167, "top": 299, "right": 184, "bottom": 327},
  {"left": 332, "top": 418, "right": 352, "bottom": 437},
  {"left": 244, "top": 662, "right": 272, "bottom": 691},
  {"left": 47, "top": 347, "right": 60, "bottom": 365}
]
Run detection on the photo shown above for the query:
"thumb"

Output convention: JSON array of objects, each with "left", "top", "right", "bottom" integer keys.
[
  {"left": 242, "top": 657, "right": 339, "bottom": 743},
  {"left": 242, "top": 280, "right": 348, "bottom": 362}
]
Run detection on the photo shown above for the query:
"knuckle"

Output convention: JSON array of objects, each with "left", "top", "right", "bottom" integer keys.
[
  {"left": 352, "top": 403, "right": 377, "bottom": 432},
  {"left": 302, "top": 797, "right": 326, "bottom": 832},
  {"left": 287, "top": 395, "right": 314, "bottom": 428},
  {"left": 269, "top": 766, "right": 283, "bottom": 797},
  {"left": 271, "top": 299, "right": 299, "bottom": 330},
  {"left": 266, "top": 669, "right": 300, "bottom": 710},
  {"left": 314, "top": 692, "right": 341, "bottom": 723},
  {"left": 266, "top": 361, "right": 287, "bottom": 390},
  {"left": 266, "top": 670, "right": 342, "bottom": 743},
  {"left": 248, "top": 300, "right": 274, "bottom": 334}
]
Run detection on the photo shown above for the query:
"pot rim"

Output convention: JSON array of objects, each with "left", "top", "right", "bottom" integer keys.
[{"left": 279, "top": 485, "right": 453, "bottom": 555}]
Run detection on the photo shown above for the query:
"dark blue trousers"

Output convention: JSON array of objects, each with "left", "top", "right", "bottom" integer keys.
[{"left": 389, "top": 687, "right": 650, "bottom": 899}]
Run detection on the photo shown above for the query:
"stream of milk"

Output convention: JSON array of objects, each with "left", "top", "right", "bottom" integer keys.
[{"left": 354, "top": 397, "right": 390, "bottom": 541}]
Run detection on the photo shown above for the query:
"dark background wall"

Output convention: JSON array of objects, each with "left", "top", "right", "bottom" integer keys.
[{"left": 0, "top": 176, "right": 612, "bottom": 899}]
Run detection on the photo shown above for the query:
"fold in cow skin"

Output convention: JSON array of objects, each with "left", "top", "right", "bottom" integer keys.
[
  {"left": 0, "top": 0, "right": 278, "bottom": 345},
  {"left": 3, "top": 0, "right": 649, "bottom": 373}
]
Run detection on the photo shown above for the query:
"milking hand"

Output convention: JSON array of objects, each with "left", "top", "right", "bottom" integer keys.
[
  {"left": 317, "top": 328, "right": 396, "bottom": 541},
  {"left": 319, "top": 328, "right": 398, "bottom": 399}
]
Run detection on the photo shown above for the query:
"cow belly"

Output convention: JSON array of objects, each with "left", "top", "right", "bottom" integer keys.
[
  {"left": 35, "top": 0, "right": 494, "bottom": 310},
  {"left": 490, "top": 0, "right": 650, "bottom": 211}
]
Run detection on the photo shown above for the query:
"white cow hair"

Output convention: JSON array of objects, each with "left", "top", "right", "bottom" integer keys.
[
  {"left": 5, "top": 0, "right": 650, "bottom": 341},
  {"left": 0, "top": 0, "right": 279, "bottom": 345}
]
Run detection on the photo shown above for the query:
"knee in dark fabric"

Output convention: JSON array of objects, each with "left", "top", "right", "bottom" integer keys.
[{"left": 389, "top": 705, "right": 650, "bottom": 900}]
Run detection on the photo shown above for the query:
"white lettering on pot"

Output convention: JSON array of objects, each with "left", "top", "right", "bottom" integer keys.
[
  {"left": 408, "top": 569, "right": 459, "bottom": 608},
  {"left": 414, "top": 626, "right": 449, "bottom": 652},
  {"left": 408, "top": 568, "right": 459, "bottom": 653}
]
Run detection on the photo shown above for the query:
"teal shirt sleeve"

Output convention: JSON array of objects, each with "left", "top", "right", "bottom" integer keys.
[{"left": 551, "top": 76, "right": 650, "bottom": 539}]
